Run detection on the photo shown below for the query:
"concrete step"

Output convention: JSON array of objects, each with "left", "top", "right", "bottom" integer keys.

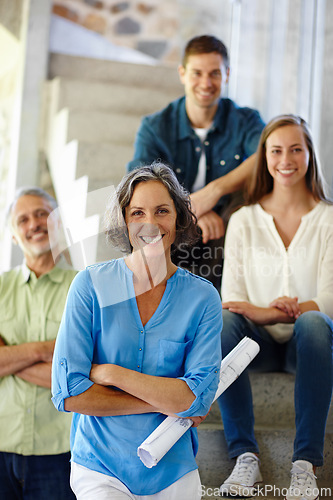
[
  {"left": 55, "top": 108, "right": 141, "bottom": 145},
  {"left": 197, "top": 427, "right": 333, "bottom": 489},
  {"left": 197, "top": 372, "right": 333, "bottom": 491},
  {"left": 48, "top": 53, "right": 183, "bottom": 91},
  {"left": 46, "top": 77, "right": 181, "bottom": 115},
  {"left": 76, "top": 141, "right": 130, "bottom": 184}
]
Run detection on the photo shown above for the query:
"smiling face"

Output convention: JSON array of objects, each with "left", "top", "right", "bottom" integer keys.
[
  {"left": 265, "top": 124, "right": 310, "bottom": 189},
  {"left": 125, "top": 180, "right": 177, "bottom": 260},
  {"left": 11, "top": 195, "right": 58, "bottom": 258},
  {"left": 178, "top": 52, "right": 229, "bottom": 111}
]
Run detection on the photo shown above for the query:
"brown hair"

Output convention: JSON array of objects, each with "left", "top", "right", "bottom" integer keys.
[
  {"left": 182, "top": 35, "right": 229, "bottom": 68},
  {"left": 246, "top": 114, "right": 329, "bottom": 204}
]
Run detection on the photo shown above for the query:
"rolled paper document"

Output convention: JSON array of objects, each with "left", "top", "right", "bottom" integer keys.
[{"left": 137, "top": 336, "right": 260, "bottom": 468}]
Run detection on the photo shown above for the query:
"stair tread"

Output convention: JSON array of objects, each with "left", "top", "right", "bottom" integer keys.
[
  {"left": 48, "top": 77, "right": 181, "bottom": 115},
  {"left": 49, "top": 52, "right": 182, "bottom": 89}
]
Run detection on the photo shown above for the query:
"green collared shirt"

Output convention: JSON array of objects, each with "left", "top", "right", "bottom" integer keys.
[{"left": 0, "top": 259, "right": 77, "bottom": 455}]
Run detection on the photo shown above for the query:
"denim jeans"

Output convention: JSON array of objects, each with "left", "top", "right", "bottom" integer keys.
[
  {"left": 217, "top": 310, "right": 333, "bottom": 466},
  {"left": 0, "top": 451, "right": 75, "bottom": 500}
]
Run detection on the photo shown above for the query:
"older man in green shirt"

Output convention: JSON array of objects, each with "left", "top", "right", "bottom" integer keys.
[{"left": 0, "top": 187, "right": 76, "bottom": 499}]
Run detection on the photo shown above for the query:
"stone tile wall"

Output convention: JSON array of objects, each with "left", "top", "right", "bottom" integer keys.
[
  {"left": 51, "top": 0, "right": 226, "bottom": 64},
  {"left": 52, "top": 0, "right": 180, "bottom": 63}
]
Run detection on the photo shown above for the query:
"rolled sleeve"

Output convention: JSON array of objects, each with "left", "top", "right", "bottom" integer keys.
[{"left": 51, "top": 271, "right": 95, "bottom": 412}]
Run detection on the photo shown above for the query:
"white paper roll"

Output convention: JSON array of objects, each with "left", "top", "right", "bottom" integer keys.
[{"left": 137, "top": 336, "right": 260, "bottom": 468}]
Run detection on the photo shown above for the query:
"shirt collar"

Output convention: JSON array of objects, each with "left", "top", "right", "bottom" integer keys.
[
  {"left": 178, "top": 97, "right": 226, "bottom": 139},
  {"left": 178, "top": 97, "right": 196, "bottom": 140},
  {"left": 20, "top": 255, "right": 71, "bottom": 284},
  {"left": 211, "top": 98, "right": 227, "bottom": 133}
]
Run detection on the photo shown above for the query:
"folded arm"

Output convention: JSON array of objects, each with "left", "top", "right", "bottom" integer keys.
[
  {"left": 15, "top": 362, "right": 52, "bottom": 388},
  {"left": 63, "top": 383, "right": 158, "bottom": 416},
  {"left": 90, "top": 364, "right": 195, "bottom": 415},
  {"left": 0, "top": 336, "right": 55, "bottom": 382}
]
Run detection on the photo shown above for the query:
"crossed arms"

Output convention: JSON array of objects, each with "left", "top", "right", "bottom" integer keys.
[{"left": 0, "top": 336, "right": 55, "bottom": 388}]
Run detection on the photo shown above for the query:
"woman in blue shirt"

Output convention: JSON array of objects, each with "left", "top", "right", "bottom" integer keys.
[{"left": 52, "top": 163, "right": 222, "bottom": 499}]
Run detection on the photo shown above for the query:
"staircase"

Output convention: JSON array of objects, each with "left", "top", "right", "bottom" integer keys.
[
  {"left": 197, "top": 372, "right": 333, "bottom": 499},
  {"left": 42, "top": 53, "right": 183, "bottom": 267}
]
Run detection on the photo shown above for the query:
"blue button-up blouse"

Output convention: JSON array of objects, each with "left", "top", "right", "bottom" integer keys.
[{"left": 52, "top": 259, "right": 222, "bottom": 495}]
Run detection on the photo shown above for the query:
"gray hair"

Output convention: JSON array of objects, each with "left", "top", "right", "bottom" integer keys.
[
  {"left": 104, "top": 162, "right": 199, "bottom": 254},
  {"left": 6, "top": 186, "right": 58, "bottom": 230}
]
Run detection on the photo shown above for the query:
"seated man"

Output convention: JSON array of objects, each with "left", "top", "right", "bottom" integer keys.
[
  {"left": 0, "top": 187, "right": 77, "bottom": 499},
  {"left": 127, "top": 34, "right": 265, "bottom": 290}
]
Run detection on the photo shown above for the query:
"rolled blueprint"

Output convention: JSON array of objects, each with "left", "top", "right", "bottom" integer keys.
[{"left": 137, "top": 336, "right": 260, "bottom": 468}]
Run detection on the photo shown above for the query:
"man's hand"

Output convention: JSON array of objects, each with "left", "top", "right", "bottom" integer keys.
[
  {"left": 190, "top": 154, "right": 257, "bottom": 218},
  {"left": 15, "top": 362, "right": 52, "bottom": 388},
  {"left": 37, "top": 339, "right": 56, "bottom": 363},
  {"left": 190, "top": 183, "right": 222, "bottom": 219},
  {"left": 197, "top": 211, "right": 225, "bottom": 244}
]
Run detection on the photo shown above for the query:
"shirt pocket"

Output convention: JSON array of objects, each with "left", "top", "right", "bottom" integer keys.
[
  {"left": 0, "top": 309, "right": 16, "bottom": 345},
  {"left": 45, "top": 316, "right": 61, "bottom": 340},
  {"left": 156, "top": 339, "right": 192, "bottom": 377}
]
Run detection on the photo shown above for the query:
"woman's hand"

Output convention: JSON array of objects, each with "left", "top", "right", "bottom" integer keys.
[
  {"left": 222, "top": 301, "right": 292, "bottom": 325},
  {"left": 90, "top": 364, "right": 114, "bottom": 386},
  {"left": 189, "top": 408, "right": 211, "bottom": 428},
  {"left": 269, "top": 296, "right": 301, "bottom": 319}
]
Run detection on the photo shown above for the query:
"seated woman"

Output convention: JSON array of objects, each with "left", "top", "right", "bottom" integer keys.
[
  {"left": 218, "top": 115, "right": 333, "bottom": 500},
  {"left": 51, "top": 162, "right": 222, "bottom": 500}
]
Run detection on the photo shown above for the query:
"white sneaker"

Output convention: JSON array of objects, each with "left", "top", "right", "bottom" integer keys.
[
  {"left": 285, "top": 460, "right": 319, "bottom": 500},
  {"left": 220, "top": 452, "right": 263, "bottom": 497}
]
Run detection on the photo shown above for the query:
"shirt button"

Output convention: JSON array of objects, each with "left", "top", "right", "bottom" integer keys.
[
  {"left": 195, "top": 146, "right": 201, "bottom": 153},
  {"left": 140, "top": 330, "right": 143, "bottom": 334},
  {"left": 220, "top": 160, "right": 226, "bottom": 166},
  {"left": 204, "top": 140, "right": 210, "bottom": 146},
  {"left": 139, "top": 348, "right": 142, "bottom": 351},
  {"left": 235, "top": 154, "right": 240, "bottom": 160},
  {"left": 137, "top": 365, "right": 140, "bottom": 368},
  {"left": 176, "top": 168, "right": 182, "bottom": 173}
]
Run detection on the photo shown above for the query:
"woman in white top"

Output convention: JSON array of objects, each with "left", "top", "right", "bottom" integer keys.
[{"left": 218, "top": 115, "right": 333, "bottom": 500}]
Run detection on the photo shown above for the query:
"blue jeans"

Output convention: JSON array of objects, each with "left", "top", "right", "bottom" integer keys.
[
  {"left": 217, "top": 310, "right": 333, "bottom": 466},
  {"left": 0, "top": 451, "right": 75, "bottom": 500}
]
